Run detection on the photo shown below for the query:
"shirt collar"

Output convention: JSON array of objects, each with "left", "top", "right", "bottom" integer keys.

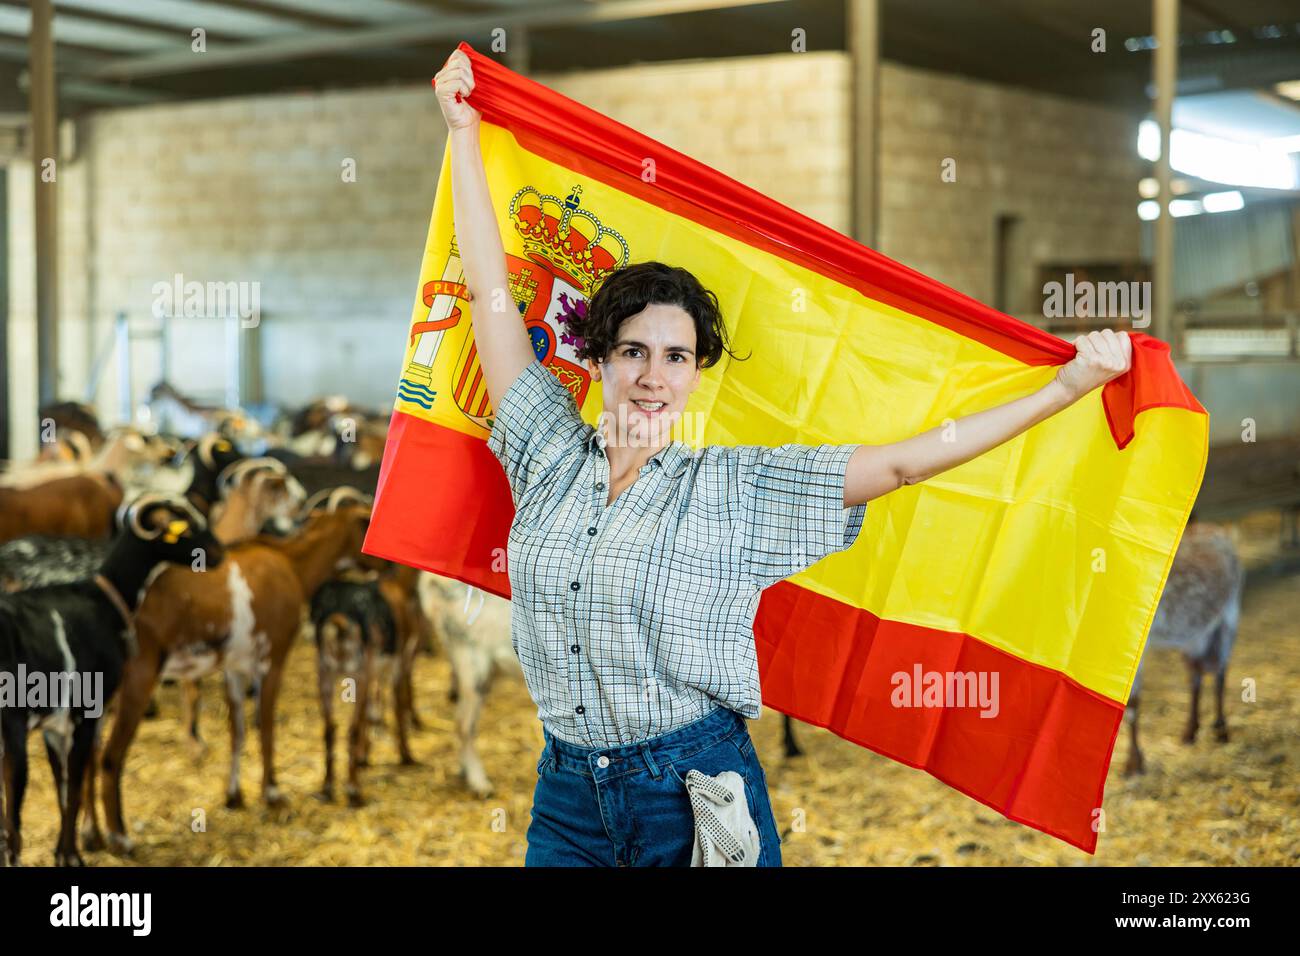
[{"left": 587, "top": 427, "right": 691, "bottom": 479}]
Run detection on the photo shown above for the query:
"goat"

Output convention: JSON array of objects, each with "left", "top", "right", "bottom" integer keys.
[
  {"left": 179, "top": 458, "right": 307, "bottom": 756},
  {"left": 36, "top": 400, "right": 104, "bottom": 451},
  {"left": 286, "top": 487, "right": 426, "bottom": 807},
  {"left": 1, "top": 536, "right": 104, "bottom": 593},
  {"left": 269, "top": 397, "right": 388, "bottom": 472},
  {"left": 0, "top": 426, "right": 177, "bottom": 545},
  {"left": 209, "top": 457, "right": 305, "bottom": 540},
  {"left": 1, "top": 494, "right": 223, "bottom": 866},
  {"left": 1123, "top": 520, "right": 1245, "bottom": 776},
  {"left": 0, "top": 473, "right": 124, "bottom": 546},
  {"left": 378, "top": 562, "right": 429, "bottom": 733},
  {"left": 417, "top": 573, "right": 519, "bottom": 797},
  {"left": 93, "top": 501, "right": 373, "bottom": 853},
  {"left": 0, "top": 426, "right": 147, "bottom": 491},
  {"left": 299, "top": 488, "right": 423, "bottom": 740},
  {"left": 310, "top": 573, "right": 399, "bottom": 806},
  {"left": 179, "top": 433, "right": 245, "bottom": 515},
  {"left": 147, "top": 383, "right": 265, "bottom": 451},
  {"left": 33, "top": 429, "right": 93, "bottom": 465}
]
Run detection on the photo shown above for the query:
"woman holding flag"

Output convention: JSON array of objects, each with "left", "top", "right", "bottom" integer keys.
[{"left": 434, "top": 48, "right": 1132, "bottom": 867}]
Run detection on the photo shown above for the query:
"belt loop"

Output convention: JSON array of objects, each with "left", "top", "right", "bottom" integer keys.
[{"left": 640, "top": 742, "right": 662, "bottom": 779}]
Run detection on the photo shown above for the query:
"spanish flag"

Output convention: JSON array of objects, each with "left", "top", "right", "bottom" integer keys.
[{"left": 364, "top": 41, "right": 1207, "bottom": 854}]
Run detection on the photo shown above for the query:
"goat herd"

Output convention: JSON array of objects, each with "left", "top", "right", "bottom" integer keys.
[
  {"left": 1, "top": 389, "right": 1253, "bottom": 867},
  {"left": 1, "top": 395, "right": 514, "bottom": 867}
]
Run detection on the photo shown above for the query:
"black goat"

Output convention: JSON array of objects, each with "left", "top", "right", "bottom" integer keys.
[
  {"left": 0, "top": 494, "right": 224, "bottom": 866},
  {"left": 0, "top": 536, "right": 105, "bottom": 592},
  {"left": 310, "top": 575, "right": 398, "bottom": 807},
  {"left": 182, "top": 433, "right": 245, "bottom": 514}
]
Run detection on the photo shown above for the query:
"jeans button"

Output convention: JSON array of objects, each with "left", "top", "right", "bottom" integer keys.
[{"left": 596, "top": 755, "right": 610, "bottom": 768}]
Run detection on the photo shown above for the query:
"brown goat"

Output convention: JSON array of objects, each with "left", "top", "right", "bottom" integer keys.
[
  {"left": 0, "top": 473, "right": 123, "bottom": 545},
  {"left": 180, "top": 460, "right": 307, "bottom": 757},
  {"left": 89, "top": 506, "right": 371, "bottom": 855}
]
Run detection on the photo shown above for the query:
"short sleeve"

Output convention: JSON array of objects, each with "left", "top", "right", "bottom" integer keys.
[
  {"left": 736, "top": 443, "right": 867, "bottom": 590},
  {"left": 485, "top": 360, "right": 589, "bottom": 505}
]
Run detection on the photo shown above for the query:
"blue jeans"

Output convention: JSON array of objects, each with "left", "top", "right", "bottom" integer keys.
[{"left": 525, "top": 705, "right": 783, "bottom": 867}]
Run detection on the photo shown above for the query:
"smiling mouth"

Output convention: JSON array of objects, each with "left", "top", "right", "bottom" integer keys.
[{"left": 632, "top": 400, "right": 666, "bottom": 413}]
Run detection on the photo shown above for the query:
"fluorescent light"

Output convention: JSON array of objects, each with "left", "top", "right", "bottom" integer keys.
[
  {"left": 1202, "top": 190, "right": 1244, "bottom": 212},
  {"left": 1137, "top": 119, "right": 1298, "bottom": 190},
  {"left": 1138, "top": 197, "right": 1224, "bottom": 219},
  {"left": 1138, "top": 120, "right": 1161, "bottom": 161},
  {"left": 1139, "top": 177, "right": 1193, "bottom": 198},
  {"left": 1262, "top": 134, "right": 1300, "bottom": 154}
]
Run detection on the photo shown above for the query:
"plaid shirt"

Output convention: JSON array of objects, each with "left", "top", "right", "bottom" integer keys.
[{"left": 487, "top": 359, "right": 867, "bottom": 748}]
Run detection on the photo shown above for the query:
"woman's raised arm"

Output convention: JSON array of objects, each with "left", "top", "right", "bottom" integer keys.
[
  {"left": 435, "top": 49, "right": 536, "bottom": 410},
  {"left": 842, "top": 329, "right": 1134, "bottom": 506}
]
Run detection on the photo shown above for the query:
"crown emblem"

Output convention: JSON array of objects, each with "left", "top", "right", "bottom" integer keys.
[{"left": 510, "top": 184, "right": 630, "bottom": 296}]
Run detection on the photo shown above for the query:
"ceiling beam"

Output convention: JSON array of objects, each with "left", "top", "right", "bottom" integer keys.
[
  {"left": 0, "top": 35, "right": 112, "bottom": 68},
  {"left": 75, "top": 0, "right": 789, "bottom": 81},
  {"left": 0, "top": 0, "right": 245, "bottom": 46},
  {"left": 1178, "top": 0, "right": 1252, "bottom": 36},
  {"left": 195, "top": 0, "right": 366, "bottom": 31},
  {"left": 17, "top": 71, "right": 175, "bottom": 106}
]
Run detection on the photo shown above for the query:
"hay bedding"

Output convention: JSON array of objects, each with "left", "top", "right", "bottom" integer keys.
[{"left": 14, "top": 511, "right": 1299, "bottom": 866}]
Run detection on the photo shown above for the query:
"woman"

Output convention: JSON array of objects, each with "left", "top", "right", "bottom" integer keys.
[{"left": 434, "top": 49, "right": 1132, "bottom": 867}]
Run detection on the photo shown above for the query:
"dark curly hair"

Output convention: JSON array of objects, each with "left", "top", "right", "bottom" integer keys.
[{"left": 562, "top": 261, "right": 749, "bottom": 369}]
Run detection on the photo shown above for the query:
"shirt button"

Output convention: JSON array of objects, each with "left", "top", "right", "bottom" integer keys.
[
  {"left": 575, "top": 705, "right": 585, "bottom": 715},
  {"left": 570, "top": 581, "right": 580, "bottom": 591},
  {"left": 587, "top": 526, "right": 597, "bottom": 536},
  {"left": 596, "top": 755, "right": 610, "bottom": 768},
  {"left": 570, "top": 644, "right": 580, "bottom": 653},
  {"left": 595, "top": 481, "right": 605, "bottom": 491}
]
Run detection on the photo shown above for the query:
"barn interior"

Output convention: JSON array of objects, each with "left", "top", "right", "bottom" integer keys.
[{"left": 0, "top": 0, "right": 1297, "bottom": 867}]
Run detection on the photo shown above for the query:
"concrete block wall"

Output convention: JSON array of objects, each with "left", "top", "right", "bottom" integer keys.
[
  {"left": 5, "top": 51, "right": 1143, "bottom": 459},
  {"left": 877, "top": 61, "right": 1143, "bottom": 311}
]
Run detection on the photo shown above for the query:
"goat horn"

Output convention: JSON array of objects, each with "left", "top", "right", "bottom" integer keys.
[
  {"left": 298, "top": 487, "right": 335, "bottom": 518},
  {"left": 176, "top": 494, "right": 208, "bottom": 531},
  {"left": 216, "top": 456, "right": 287, "bottom": 498},
  {"left": 123, "top": 491, "right": 208, "bottom": 539},
  {"left": 121, "top": 492, "right": 173, "bottom": 540},
  {"left": 326, "top": 486, "right": 371, "bottom": 511},
  {"left": 297, "top": 484, "right": 369, "bottom": 519},
  {"left": 66, "top": 430, "right": 93, "bottom": 460},
  {"left": 197, "top": 433, "right": 219, "bottom": 470}
]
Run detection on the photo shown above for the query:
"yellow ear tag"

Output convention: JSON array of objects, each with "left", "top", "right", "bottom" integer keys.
[
  {"left": 163, "top": 519, "right": 188, "bottom": 543},
  {"left": 216, "top": 440, "right": 232, "bottom": 451}
]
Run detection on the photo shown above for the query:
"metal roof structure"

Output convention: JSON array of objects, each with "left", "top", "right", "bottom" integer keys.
[{"left": 2, "top": 0, "right": 1299, "bottom": 115}]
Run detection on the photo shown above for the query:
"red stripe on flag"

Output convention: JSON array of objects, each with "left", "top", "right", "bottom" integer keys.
[
  {"left": 364, "top": 411, "right": 512, "bottom": 595},
  {"left": 366, "top": 413, "right": 1121, "bottom": 854},
  {"left": 755, "top": 582, "right": 1122, "bottom": 854}
]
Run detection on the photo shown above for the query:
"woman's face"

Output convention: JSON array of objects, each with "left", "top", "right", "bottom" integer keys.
[{"left": 586, "top": 303, "right": 702, "bottom": 449}]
